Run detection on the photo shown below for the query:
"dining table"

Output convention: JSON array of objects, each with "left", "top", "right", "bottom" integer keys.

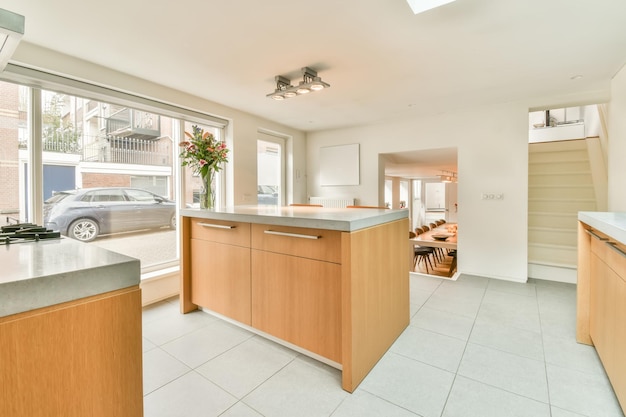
[
  {"left": 409, "top": 223, "right": 458, "bottom": 277},
  {"left": 411, "top": 223, "right": 457, "bottom": 250}
]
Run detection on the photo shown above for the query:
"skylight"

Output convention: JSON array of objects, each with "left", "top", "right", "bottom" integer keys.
[{"left": 406, "top": 0, "right": 457, "bottom": 14}]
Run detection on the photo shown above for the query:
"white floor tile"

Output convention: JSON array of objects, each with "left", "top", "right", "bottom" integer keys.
[
  {"left": 458, "top": 343, "right": 549, "bottom": 403},
  {"left": 220, "top": 402, "right": 265, "bottom": 417},
  {"left": 476, "top": 291, "right": 541, "bottom": 333},
  {"left": 143, "top": 371, "right": 237, "bottom": 417},
  {"left": 486, "top": 279, "right": 537, "bottom": 297},
  {"left": 142, "top": 348, "right": 190, "bottom": 394},
  {"left": 242, "top": 356, "right": 347, "bottom": 417},
  {"left": 543, "top": 334, "right": 605, "bottom": 375},
  {"left": 160, "top": 319, "right": 253, "bottom": 368},
  {"left": 140, "top": 276, "right": 625, "bottom": 417},
  {"left": 469, "top": 320, "right": 544, "bottom": 361},
  {"left": 196, "top": 336, "right": 297, "bottom": 398},
  {"left": 331, "top": 389, "right": 419, "bottom": 417},
  {"left": 422, "top": 291, "right": 483, "bottom": 319},
  {"left": 411, "top": 306, "right": 475, "bottom": 341},
  {"left": 550, "top": 406, "right": 588, "bottom": 417},
  {"left": 390, "top": 326, "right": 466, "bottom": 372},
  {"left": 546, "top": 364, "right": 625, "bottom": 417},
  {"left": 143, "top": 309, "right": 216, "bottom": 346},
  {"left": 442, "top": 375, "right": 551, "bottom": 417},
  {"left": 359, "top": 352, "right": 454, "bottom": 417}
]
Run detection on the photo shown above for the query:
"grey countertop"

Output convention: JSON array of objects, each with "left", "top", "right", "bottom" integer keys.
[
  {"left": 1, "top": 237, "right": 140, "bottom": 317},
  {"left": 579, "top": 212, "right": 626, "bottom": 244},
  {"left": 180, "top": 205, "right": 408, "bottom": 231}
]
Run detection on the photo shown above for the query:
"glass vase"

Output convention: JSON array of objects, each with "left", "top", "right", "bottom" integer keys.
[{"left": 199, "top": 171, "right": 215, "bottom": 210}]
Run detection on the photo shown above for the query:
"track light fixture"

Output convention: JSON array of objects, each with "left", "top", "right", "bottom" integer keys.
[
  {"left": 439, "top": 170, "right": 457, "bottom": 183},
  {"left": 267, "top": 67, "right": 330, "bottom": 100}
]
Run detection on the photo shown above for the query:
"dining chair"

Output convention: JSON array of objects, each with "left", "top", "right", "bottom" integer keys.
[{"left": 411, "top": 229, "right": 436, "bottom": 272}]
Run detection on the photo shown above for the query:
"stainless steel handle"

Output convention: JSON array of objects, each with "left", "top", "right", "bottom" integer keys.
[
  {"left": 585, "top": 229, "right": 608, "bottom": 241},
  {"left": 606, "top": 241, "right": 626, "bottom": 258},
  {"left": 264, "top": 230, "right": 321, "bottom": 240},
  {"left": 197, "top": 222, "right": 236, "bottom": 230}
]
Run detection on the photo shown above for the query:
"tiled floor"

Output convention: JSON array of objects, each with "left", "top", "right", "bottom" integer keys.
[{"left": 142, "top": 274, "right": 625, "bottom": 417}]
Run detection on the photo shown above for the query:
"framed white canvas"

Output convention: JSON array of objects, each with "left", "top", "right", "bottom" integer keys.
[{"left": 320, "top": 143, "right": 359, "bottom": 186}]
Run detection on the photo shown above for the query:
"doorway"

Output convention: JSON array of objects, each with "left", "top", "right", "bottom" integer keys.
[{"left": 382, "top": 147, "right": 459, "bottom": 278}]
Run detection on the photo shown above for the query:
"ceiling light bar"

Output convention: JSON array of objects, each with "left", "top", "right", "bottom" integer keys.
[
  {"left": 439, "top": 170, "right": 457, "bottom": 183},
  {"left": 267, "top": 67, "right": 330, "bottom": 100},
  {"left": 406, "top": 0, "right": 456, "bottom": 15}
]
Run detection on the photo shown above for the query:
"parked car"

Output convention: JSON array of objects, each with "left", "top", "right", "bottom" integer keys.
[
  {"left": 257, "top": 185, "right": 279, "bottom": 205},
  {"left": 44, "top": 187, "right": 176, "bottom": 242}
]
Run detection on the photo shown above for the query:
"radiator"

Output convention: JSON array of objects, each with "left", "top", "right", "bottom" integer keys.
[{"left": 309, "top": 197, "right": 355, "bottom": 208}]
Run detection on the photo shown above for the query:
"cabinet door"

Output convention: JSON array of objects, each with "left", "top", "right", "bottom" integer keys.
[
  {"left": 251, "top": 250, "right": 341, "bottom": 362},
  {"left": 589, "top": 252, "right": 611, "bottom": 364},
  {"left": 611, "top": 268, "right": 626, "bottom": 409},
  {"left": 191, "top": 239, "right": 251, "bottom": 325}
]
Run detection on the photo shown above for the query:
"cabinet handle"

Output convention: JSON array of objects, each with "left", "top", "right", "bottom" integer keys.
[
  {"left": 197, "top": 222, "right": 236, "bottom": 230},
  {"left": 606, "top": 241, "right": 626, "bottom": 258},
  {"left": 585, "top": 229, "right": 608, "bottom": 241},
  {"left": 264, "top": 230, "right": 321, "bottom": 240}
]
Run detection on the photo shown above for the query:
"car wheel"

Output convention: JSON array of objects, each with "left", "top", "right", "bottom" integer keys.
[
  {"left": 169, "top": 213, "right": 177, "bottom": 229},
  {"left": 69, "top": 219, "right": 99, "bottom": 242}
]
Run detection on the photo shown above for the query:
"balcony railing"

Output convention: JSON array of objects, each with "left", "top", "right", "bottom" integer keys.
[
  {"left": 106, "top": 108, "right": 161, "bottom": 140},
  {"left": 20, "top": 133, "right": 171, "bottom": 167},
  {"left": 83, "top": 135, "right": 171, "bottom": 166}
]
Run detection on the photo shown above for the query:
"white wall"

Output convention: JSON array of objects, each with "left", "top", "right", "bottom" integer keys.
[
  {"left": 307, "top": 102, "right": 530, "bottom": 282},
  {"left": 608, "top": 64, "right": 626, "bottom": 211},
  {"left": 10, "top": 43, "right": 308, "bottom": 207}
]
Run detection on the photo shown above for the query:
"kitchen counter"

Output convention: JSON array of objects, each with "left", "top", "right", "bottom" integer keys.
[
  {"left": 0, "top": 237, "right": 140, "bottom": 317},
  {"left": 0, "top": 236, "right": 143, "bottom": 416},
  {"left": 577, "top": 212, "right": 626, "bottom": 413},
  {"left": 578, "top": 211, "right": 626, "bottom": 244},
  {"left": 180, "top": 206, "right": 410, "bottom": 392},
  {"left": 180, "top": 205, "right": 407, "bottom": 232}
]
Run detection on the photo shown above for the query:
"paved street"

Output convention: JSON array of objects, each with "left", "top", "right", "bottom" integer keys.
[{"left": 90, "top": 228, "right": 178, "bottom": 268}]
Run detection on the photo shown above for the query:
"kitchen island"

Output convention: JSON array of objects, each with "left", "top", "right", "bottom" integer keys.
[
  {"left": 0, "top": 237, "right": 143, "bottom": 417},
  {"left": 577, "top": 212, "right": 626, "bottom": 413},
  {"left": 180, "top": 205, "right": 410, "bottom": 392}
]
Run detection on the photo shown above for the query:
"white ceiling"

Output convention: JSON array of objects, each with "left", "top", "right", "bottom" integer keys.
[
  {"left": 3, "top": 0, "right": 626, "bottom": 134},
  {"left": 3, "top": 0, "right": 626, "bottom": 178}
]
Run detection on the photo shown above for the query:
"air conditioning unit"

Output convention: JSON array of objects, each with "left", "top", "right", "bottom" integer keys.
[{"left": 0, "top": 8, "right": 25, "bottom": 72}]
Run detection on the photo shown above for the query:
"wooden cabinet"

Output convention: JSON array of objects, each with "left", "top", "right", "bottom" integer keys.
[
  {"left": 181, "top": 213, "right": 409, "bottom": 392},
  {"left": 251, "top": 250, "right": 342, "bottom": 362},
  {"left": 0, "top": 287, "right": 143, "bottom": 417},
  {"left": 250, "top": 223, "right": 343, "bottom": 362},
  {"left": 189, "top": 218, "right": 251, "bottom": 324},
  {"left": 578, "top": 221, "right": 626, "bottom": 413}
]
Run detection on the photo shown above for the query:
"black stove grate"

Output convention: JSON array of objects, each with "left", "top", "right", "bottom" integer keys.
[{"left": 0, "top": 223, "right": 61, "bottom": 245}]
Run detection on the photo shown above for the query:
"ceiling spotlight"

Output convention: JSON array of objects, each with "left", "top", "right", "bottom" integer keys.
[{"left": 266, "top": 67, "right": 330, "bottom": 100}]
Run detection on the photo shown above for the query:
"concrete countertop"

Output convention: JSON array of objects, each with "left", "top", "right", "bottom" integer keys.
[
  {"left": 1, "top": 237, "right": 140, "bottom": 317},
  {"left": 180, "top": 205, "right": 408, "bottom": 232},
  {"left": 579, "top": 212, "right": 626, "bottom": 244}
]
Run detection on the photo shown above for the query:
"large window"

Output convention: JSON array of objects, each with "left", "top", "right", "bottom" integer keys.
[{"left": 1, "top": 78, "right": 226, "bottom": 274}]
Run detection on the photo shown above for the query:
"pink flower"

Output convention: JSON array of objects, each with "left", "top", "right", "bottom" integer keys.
[{"left": 199, "top": 159, "right": 207, "bottom": 167}]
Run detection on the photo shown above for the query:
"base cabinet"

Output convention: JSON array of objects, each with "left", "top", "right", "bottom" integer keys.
[
  {"left": 0, "top": 287, "right": 143, "bottom": 417},
  {"left": 578, "top": 221, "right": 626, "bottom": 413},
  {"left": 181, "top": 213, "right": 409, "bottom": 392}
]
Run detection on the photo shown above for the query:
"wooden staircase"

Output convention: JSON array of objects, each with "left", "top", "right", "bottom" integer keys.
[{"left": 528, "top": 138, "right": 606, "bottom": 283}]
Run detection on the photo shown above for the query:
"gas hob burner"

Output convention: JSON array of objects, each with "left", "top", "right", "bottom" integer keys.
[{"left": 0, "top": 223, "right": 61, "bottom": 245}]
